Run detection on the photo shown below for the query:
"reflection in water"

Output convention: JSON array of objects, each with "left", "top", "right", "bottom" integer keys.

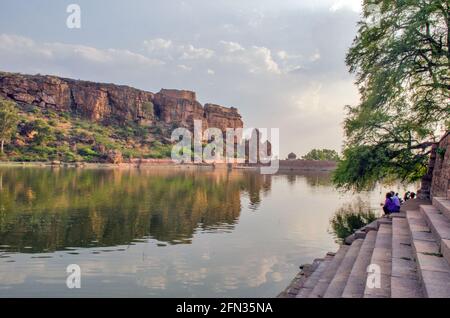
[
  {"left": 329, "top": 198, "right": 377, "bottom": 243},
  {"left": 285, "top": 171, "right": 332, "bottom": 188},
  {"left": 0, "top": 166, "right": 392, "bottom": 297},
  {"left": 0, "top": 167, "right": 273, "bottom": 253}
]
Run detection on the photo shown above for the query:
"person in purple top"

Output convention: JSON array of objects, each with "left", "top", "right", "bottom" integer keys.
[
  {"left": 391, "top": 191, "right": 401, "bottom": 212},
  {"left": 382, "top": 192, "right": 398, "bottom": 215}
]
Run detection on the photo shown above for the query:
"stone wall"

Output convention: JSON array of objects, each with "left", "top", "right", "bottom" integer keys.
[
  {"left": 245, "top": 159, "right": 337, "bottom": 171},
  {"left": 278, "top": 159, "right": 337, "bottom": 171},
  {"left": 431, "top": 131, "right": 450, "bottom": 198},
  {"left": 419, "top": 131, "right": 450, "bottom": 199}
]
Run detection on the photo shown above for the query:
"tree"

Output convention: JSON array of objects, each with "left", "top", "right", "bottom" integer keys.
[
  {"left": 0, "top": 98, "right": 19, "bottom": 155},
  {"left": 334, "top": 0, "right": 450, "bottom": 190},
  {"left": 302, "top": 149, "right": 340, "bottom": 161}
]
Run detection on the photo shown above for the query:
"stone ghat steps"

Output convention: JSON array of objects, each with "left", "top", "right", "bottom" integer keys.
[
  {"left": 363, "top": 223, "right": 393, "bottom": 298},
  {"left": 342, "top": 231, "right": 377, "bottom": 298},
  {"left": 433, "top": 197, "right": 450, "bottom": 220},
  {"left": 295, "top": 195, "right": 450, "bottom": 298},
  {"left": 323, "top": 239, "right": 363, "bottom": 297},
  {"left": 297, "top": 221, "right": 384, "bottom": 298},
  {"left": 406, "top": 208, "right": 450, "bottom": 297},
  {"left": 295, "top": 254, "right": 334, "bottom": 298},
  {"left": 391, "top": 218, "right": 423, "bottom": 298},
  {"left": 308, "top": 245, "right": 350, "bottom": 298}
]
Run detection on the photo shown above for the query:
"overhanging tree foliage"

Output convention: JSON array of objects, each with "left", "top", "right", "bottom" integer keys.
[{"left": 333, "top": 0, "right": 450, "bottom": 190}]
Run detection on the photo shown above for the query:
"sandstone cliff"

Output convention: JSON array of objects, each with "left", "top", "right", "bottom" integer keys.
[
  {"left": 0, "top": 71, "right": 243, "bottom": 133},
  {"left": 0, "top": 71, "right": 243, "bottom": 162}
]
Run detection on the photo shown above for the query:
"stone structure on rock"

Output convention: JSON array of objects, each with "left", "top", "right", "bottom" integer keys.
[
  {"left": 243, "top": 129, "right": 272, "bottom": 164},
  {"left": 287, "top": 152, "right": 297, "bottom": 160},
  {"left": 0, "top": 71, "right": 243, "bottom": 135},
  {"left": 431, "top": 131, "right": 450, "bottom": 198}
]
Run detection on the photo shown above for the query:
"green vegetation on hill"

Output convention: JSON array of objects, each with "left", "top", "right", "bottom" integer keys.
[
  {"left": 333, "top": 0, "right": 449, "bottom": 190},
  {"left": 0, "top": 98, "right": 172, "bottom": 162}
]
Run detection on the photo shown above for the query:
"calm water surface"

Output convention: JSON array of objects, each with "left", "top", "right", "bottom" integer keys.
[{"left": 0, "top": 166, "right": 409, "bottom": 297}]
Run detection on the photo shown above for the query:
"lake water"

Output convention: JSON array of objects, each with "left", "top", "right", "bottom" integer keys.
[{"left": 0, "top": 166, "right": 412, "bottom": 297}]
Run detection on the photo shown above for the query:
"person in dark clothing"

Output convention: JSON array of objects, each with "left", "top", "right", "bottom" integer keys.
[{"left": 404, "top": 191, "right": 411, "bottom": 201}]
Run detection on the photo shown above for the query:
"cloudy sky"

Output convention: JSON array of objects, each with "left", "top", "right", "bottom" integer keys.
[{"left": 0, "top": 0, "right": 362, "bottom": 157}]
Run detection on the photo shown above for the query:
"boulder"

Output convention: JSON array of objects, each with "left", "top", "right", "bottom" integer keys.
[{"left": 106, "top": 150, "right": 123, "bottom": 164}]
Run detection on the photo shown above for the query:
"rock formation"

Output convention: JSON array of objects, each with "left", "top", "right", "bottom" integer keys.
[{"left": 0, "top": 71, "right": 243, "bottom": 134}]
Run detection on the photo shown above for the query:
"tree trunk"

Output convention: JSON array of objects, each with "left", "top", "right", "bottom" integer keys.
[{"left": 1, "top": 139, "right": 4, "bottom": 155}]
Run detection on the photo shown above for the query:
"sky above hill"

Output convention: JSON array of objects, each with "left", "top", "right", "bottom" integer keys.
[{"left": 0, "top": 0, "right": 362, "bottom": 157}]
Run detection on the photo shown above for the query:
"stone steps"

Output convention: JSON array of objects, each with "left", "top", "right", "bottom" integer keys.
[
  {"left": 391, "top": 218, "right": 423, "bottom": 298},
  {"left": 323, "top": 239, "right": 364, "bottom": 298},
  {"left": 364, "top": 223, "right": 392, "bottom": 298},
  {"left": 290, "top": 196, "right": 450, "bottom": 298},
  {"left": 342, "top": 230, "right": 377, "bottom": 298},
  {"left": 308, "top": 245, "right": 350, "bottom": 298},
  {"left": 420, "top": 204, "right": 450, "bottom": 247},
  {"left": 296, "top": 254, "right": 334, "bottom": 298},
  {"left": 433, "top": 197, "right": 450, "bottom": 219},
  {"left": 406, "top": 209, "right": 450, "bottom": 297},
  {"left": 430, "top": 197, "right": 450, "bottom": 267}
]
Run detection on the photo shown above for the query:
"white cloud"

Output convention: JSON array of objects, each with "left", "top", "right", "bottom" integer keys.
[
  {"left": 275, "top": 50, "right": 304, "bottom": 73},
  {"left": 0, "top": 34, "right": 163, "bottom": 68},
  {"left": 207, "top": 69, "right": 215, "bottom": 75},
  {"left": 309, "top": 51, "right": 321, "bottom": 62},
  {"left": 250, "top": 46, "right": 281, "bottom": 74},
  {"left": 143, "top": 38, "right": 173, "bottom": 52},
  {"left": 144, "top": 38, "right": 214, "bottom": 60},
  {"left": 179, "top": 44, "right": 214, "bottom": 60},
  {"left": 219, "top": 41, "right": 281, "bottom": 75},
  {"left": 220, "top": 41, "right": 245, "bottom": 53},
  {"left": 0, "top": 34, "right": 53, "bottom": 59},
  {"left": 330, "top": 0, "right": 362, "bottom": 13},
  {"left": 178, "top": 64, "right": 192, "bottom": 71}
]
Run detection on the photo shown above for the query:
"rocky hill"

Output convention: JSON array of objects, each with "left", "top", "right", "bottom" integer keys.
[{"left": 0, "top": 71, "right": 243, "bottom": 162}]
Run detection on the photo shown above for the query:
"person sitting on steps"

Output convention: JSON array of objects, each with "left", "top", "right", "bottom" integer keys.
[
  {"left": 382, "top": 192, "right": 399, "bottom": 215},
  {"left": 391, "top": 191, "right": 401, "bottom": 211},
  {"left": 403, "top": 191, "right": 411, "bottom": 202}
]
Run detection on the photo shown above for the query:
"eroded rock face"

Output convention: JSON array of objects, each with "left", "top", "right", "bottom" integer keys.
[
  {"left": 153, "top": 89, "right": 205, "bottom": 131},
  {"left": 0, "top": 72, "right": 243, "bottom": 134},
  {"left": 0, "top": 74, "right": 71, "bottom": 109},
  {"left": 0, "top": 72, "right": 155, "bottom": 125},
  {"left": 204, "top": 103, "right": 243, "bottom": 132}
]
